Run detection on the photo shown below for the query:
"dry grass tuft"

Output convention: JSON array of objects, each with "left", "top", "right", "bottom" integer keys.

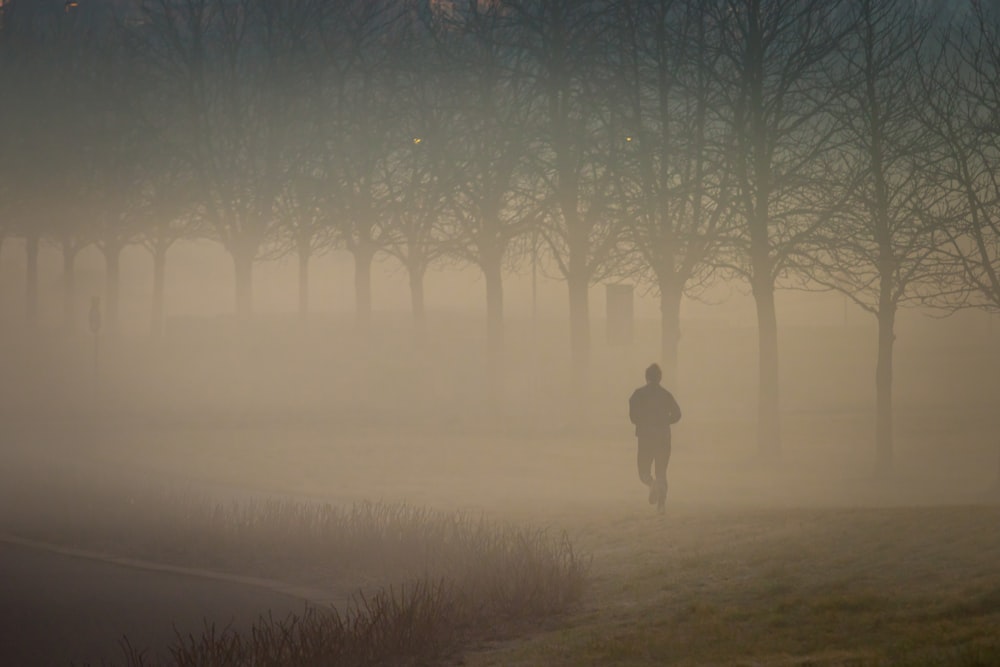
[{"left": 38, "top": 491, "right": 587, "bottom": 666}]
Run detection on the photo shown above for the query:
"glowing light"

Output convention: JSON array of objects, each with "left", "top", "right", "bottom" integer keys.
[
  {"left": 625, "top": 136, "right": 633, "bottom": 143},
  {"left": 65, "top": 0, "right": 80, "bottom": 11},
  {"left": 412, "top": 137, "right": 423, "bottom": 145}
]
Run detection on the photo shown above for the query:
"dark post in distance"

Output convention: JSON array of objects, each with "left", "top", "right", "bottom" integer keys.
[{"left": 89, "top": 296, "right": 102, "bottom": 381}]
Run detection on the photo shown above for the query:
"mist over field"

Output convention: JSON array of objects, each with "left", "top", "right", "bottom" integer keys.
[
  {"left": 1, "top": 238, "right": 996, "bottom": 512},
  {"left": 3, "top": 0, "right": 1000, "bottom": 665},
  {"left": 1, "top": 242, "right": 998, "bottom": 662}
]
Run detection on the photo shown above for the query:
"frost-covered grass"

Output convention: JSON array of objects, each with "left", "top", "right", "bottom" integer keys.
[{"left": 460, "top": 504, "right": 1000, "bottom": 667}]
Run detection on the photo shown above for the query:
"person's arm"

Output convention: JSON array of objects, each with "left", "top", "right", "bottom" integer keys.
[{"left": 668, "top": 392, "right": 682, "bottom": 424}]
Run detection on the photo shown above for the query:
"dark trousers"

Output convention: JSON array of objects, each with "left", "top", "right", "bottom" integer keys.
[{"left": 637, "top": 434, "right": 672, "bottom": 494}]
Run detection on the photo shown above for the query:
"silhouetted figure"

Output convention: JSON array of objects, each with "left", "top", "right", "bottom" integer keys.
[{"left": 629, "top": 363, "right": 681, "bottom": 513}]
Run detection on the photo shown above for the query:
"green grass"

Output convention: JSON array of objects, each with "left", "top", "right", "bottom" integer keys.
[{"left": 459, "top": 505, "right": 1000, "bottom": 667}]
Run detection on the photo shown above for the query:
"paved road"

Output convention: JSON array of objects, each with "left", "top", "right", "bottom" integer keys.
[{"left": 0, "top": 542, "right": 313, "bottom": 666}]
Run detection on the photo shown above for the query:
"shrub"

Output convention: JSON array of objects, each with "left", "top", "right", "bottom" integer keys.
[{"left": 59, "top": 495, "right": 588, "bottom": 666}]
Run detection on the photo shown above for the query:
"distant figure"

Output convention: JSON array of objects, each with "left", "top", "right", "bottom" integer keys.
[{"left": 629, "top": 363, "right": 681, "bottom": 513}]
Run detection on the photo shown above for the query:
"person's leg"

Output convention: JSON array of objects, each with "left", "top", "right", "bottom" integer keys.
[
  {"left": 636, "top": 437, "right": 655, "bottom": 485},
  {"left": 636, "top": 437, "right": 657, "bottom": 504},
  {"left": 654, "top": 439, "right": 672, "bottom": 511}
]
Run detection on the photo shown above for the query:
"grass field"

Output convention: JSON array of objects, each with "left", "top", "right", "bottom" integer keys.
[{"left": 462, "top": 504, "right": 1000, "bottom": 666}]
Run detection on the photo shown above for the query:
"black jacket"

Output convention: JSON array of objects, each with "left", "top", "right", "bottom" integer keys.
[{"left": 629, "top": 383, "right": 681, "bottom": 438}]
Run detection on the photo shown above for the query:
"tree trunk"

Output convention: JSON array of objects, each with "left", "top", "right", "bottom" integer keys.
[
  {"left": 874, "top": 296, "right": 896, "bottom": 476},
  {"left": 62, "top": 242, "right": 78, "bottom": 333},
  {"left": 353, "top": 243, "right": 375, "bottom": 335},
  {"left": 297, "top": 247, "right": 310, "bottom": 324},
  {"left": 568, "top": 272, "right": 590, "bottom": 411},
  {"left": 752, "top": 274, "right": 781, "bottom": 458},
  {"left": 233, "top": 248, "right": 254, "bottom": 322},
  {"left": 745, "top": 1, "right": 780, "bottom": 458},
  {"left": 659, "top": 280, "right": 683, "bottom": 388},
  {"left": 25, "top": 233, "right": 39, "bottom": 330},
  {"left": 104, "top": 244, "right": 122, "bottom": 335},
  {"left": 483, "top": 253, "right": 505, "bottom": 403},
  {"left": 151, "top": 245, "right": 167, "bottom": 337},
  {"left": 409, "top": 266, "right": 426, "bottom": 345}
]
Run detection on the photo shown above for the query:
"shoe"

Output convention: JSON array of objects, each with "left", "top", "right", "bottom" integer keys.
[{"left": 647, "top": 482, "right": 657, "bottom": 505}]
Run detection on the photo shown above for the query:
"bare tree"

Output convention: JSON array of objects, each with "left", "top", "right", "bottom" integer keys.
[
  {"left": 88, "top": 24, "right": 149, "bottom": 335},
  {"left": 44, "top": 2, "right": 157, "bottom": 336},
  {"left": 920, "top": 1, "right": 1000, "bottom": 485},
  {"left": 139, "top": 0, "right": 322, "bottom": 321},
  {"left": 275, "top": 168, "right": 334, "bottom": 324},
  {"left": 312, "top": 0, "right": 407, "bottom": 335},
  {"left": 109, "top": 7, "right": 202, "bottom": 338},
  {"left": 424, "top": 0, "right": 537, "bottom": 395},
  {"left": 708, "top": 0, "right": 850, "bottom": 457},
  {"left": 0, "top": 6, "right": 13, "bottom": 315},
  {"left": 812, "top": 0, "right": 946, "bottom": 474},
  {"left": 612, "top": 0, "right": 730, "bottom": 385},
  {"left": 54, "top": 228, "right": 90, "bottom": 333},
  {"left": 367, "top": 12, "right": 458, "bottom": 342},
  {"left": 509, "top": 0, "right": 627, "bottom": 404},
  {"left": 134, "top": 156, "right": 203, "bottom": 337},
  {"left": 381, "top": 130, "right": 457, "bottom": 342},
  {"left": 923, "top": 2, "right": 1000, "bottom": 315},
  {"left": 1, "top": 0, "right": 86, "bottom": 331}
]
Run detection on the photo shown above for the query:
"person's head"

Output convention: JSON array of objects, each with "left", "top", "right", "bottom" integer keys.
[{"left": 645, "top": 363, "right": 662, "bottom": 385}]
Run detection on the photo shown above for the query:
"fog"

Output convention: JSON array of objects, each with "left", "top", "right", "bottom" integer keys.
[
  {"left": 1, "top": 239, "right": 997, "bottom": 518},
  {"left": 4, "top": 0, "right": 1000, "bottom": 661},
  {"left": 1, "top": 222, "right": 998, "bottom": 666}
]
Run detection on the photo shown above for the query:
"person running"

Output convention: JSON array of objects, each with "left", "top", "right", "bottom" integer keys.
[{"left": 629, "top": 363, "right": 681, "bottom": 513}]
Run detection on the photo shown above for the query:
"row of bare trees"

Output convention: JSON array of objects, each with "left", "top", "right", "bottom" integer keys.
[{"left": 1, "top": 0, "right": 998, "bottom": 472}]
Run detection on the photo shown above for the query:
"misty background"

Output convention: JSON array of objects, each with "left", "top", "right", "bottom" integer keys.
[{"left": 0, "top": 0, "right": 998, "bottom": 509}]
